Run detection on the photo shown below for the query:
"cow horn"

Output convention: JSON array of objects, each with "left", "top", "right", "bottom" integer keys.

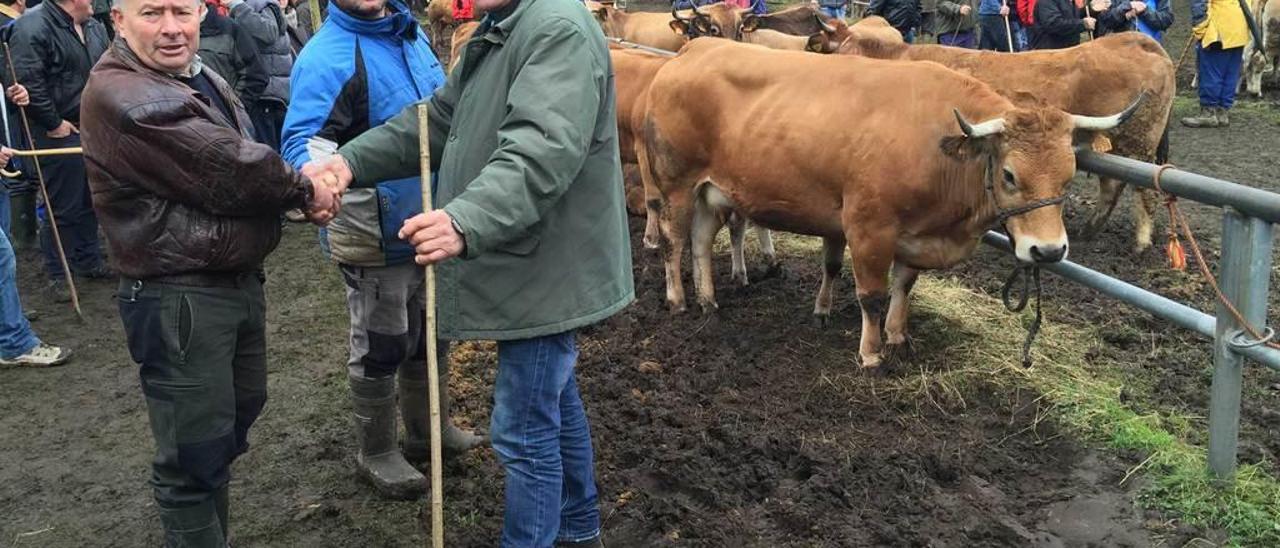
[
  {"left": 954, "top": 109, "right": 1006, "bottom": 137},
  {"left": 672, "top": 6, "right": 695, "bottom": 21},
  {"left": 1071, "top": 91, "right": 1147, "bottom": 130},
  {"left": 816, "top": 14, "right": 837, "bottom": 34}
]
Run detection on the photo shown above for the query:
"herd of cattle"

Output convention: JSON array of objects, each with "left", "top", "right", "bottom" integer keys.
[{"left": 435, "top": 2, "right": 1182, "bottom": 371}]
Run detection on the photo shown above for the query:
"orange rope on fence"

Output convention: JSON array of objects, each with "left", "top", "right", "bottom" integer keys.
[{"left": 1153, "top": 164, "right": 1280, "bottom": 351}]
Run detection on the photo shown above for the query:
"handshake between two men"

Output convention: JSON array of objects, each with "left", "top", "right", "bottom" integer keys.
[{"left": 301, "top": 155, "right": 465, "bottom": 266}]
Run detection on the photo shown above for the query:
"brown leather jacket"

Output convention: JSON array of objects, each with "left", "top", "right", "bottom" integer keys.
[{"left": 81, "top": 39, "right": 313, "bottom": 279}]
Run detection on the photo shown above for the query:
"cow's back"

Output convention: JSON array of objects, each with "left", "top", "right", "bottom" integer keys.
[
  {"left": 612, "top": 48, "right": 670, "bottom": 163},
  {"left": 904, "top": 33, "right": 1173, "bottom": 157},
  {"left": 641, "top": 39, "right": 1010, "bottom": 237}
]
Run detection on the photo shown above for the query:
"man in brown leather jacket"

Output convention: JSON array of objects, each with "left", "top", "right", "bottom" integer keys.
[{"left": 79, "top": 0, "right": 339, "bottom": 544}]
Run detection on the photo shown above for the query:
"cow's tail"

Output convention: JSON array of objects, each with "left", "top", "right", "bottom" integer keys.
[
  {"left": 635, "top": 103, "right": 664, "bottom": 250},
  {"left": 1155, "top": 113, "right": 1170, "bottom": 165}
]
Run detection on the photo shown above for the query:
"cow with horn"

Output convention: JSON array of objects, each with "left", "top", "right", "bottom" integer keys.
[{"left": 637, "top": 39, "right": 1143, "bottom": 371}]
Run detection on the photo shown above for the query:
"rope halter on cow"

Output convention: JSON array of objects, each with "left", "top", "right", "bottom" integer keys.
[{"left": 979, "top": 152, "right": 1061, "bottom": 369}]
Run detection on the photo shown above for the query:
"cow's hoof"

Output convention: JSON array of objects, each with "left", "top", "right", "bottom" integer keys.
[
  {"left": 731, "top": 272, "right": 749, "bottom": 287},
  {"left": 812, "top": 313, "right": 830, "bottom": 328},
  {"left": 882, "top": 341, "right": 912, "bottom": 370},
  {"left": 698, "top": 300, "right": 719, "bottom": 314},
  {"left": 667, "top": 301, "right": 687, "bottom": 314},
  {"left": 643, "top": 238, "right": 660, "bottom": 250},
  {"left": 859, "top": 354, "right": 884, "bottom": 374}
]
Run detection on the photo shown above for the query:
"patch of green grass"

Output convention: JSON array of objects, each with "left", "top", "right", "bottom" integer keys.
[{"left": 907, "top": 276, "right": 1280, "bottom": 546}]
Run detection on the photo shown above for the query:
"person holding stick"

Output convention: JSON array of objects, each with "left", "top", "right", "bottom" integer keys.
[
  {"left": 303, "top": 0, "right": 633, "bottom": 543},
  {"left": 1, "top": 83, "right": 72, "bottom": 368},
  {"left": 978, "top": 0, "right": 1016, "bottom": 51},
  {"left": 937, "top": 0, "right": 979, "bottom": 47},
  {"left": 1027, "top": 0, "right": 1104, "bottom": 49},
  {"left": 79, "top": 0, "right": 342, "bottom": 544},
  {"left": 6, "top": 0, "right": 112, "bottom": 302},
  {"left": 281, "top": 0, "right": 483, "bottom": 501}
]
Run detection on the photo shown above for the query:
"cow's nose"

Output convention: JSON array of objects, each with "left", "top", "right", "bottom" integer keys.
[{"left": 1030, "top": 243, "right": 1067, "bottom": 263}]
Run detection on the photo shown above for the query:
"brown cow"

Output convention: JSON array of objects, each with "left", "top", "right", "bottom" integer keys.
[
  {"left": 447, "top": 21, "right": 481, "bottom": 74},
  {"left": 670, "top": 2, "right": 753, "bottom": 41},
  {"left": 740, "top": 27, "right": 830, "bottom": 51},
  {"left": 739, "top": 4, "right": 833, "bottom": 36},
  {"left": 593, "top": 6, "right": 688, "bottom": 51},
  {"left": 831, "top": 31, "right": 1175, "bottom": 253},
  {"left": 1241, "top": 0, "right": 1279, "bottom": 97},
  {"left": 637, "top": 39, "right": 1141, "bottom": 370}
]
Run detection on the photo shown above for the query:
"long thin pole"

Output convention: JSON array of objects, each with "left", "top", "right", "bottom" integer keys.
[
  {"left": 9, "top": 146, "right": 82, "bottom": 157},
  {"left": 307, "top": 0, "right": 323, "bottom": 34},
  {"left": 1002, "top": 0, "right": 1014, "bottom": 52},
  {"left": 417, "top": 103, "right": 444, "bottom": 548},
  {"left": 4, "top": 43, "right": 81, "bottom": 319}
]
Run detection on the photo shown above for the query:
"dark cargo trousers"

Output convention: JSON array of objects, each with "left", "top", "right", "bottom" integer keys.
[{"left": 117, "top": 274, "right": 267, "bottom": 547}]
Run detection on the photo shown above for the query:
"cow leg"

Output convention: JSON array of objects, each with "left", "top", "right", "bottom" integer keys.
[
  {"left": 846, "top": 230, "right": 894, "bottom": 373},
  {"left": 813, "top": 235, "right": 845, "bottom": 327},
  {"left": 883, "top": 262, "right": 920, "bottom": 367},
  {"left": 660, "top": 192, "right": 694, "bottom": 313},
  {"left": 643, "top": 197, "right": 663, "bottom": 250},
  {"left": 728, "top": 212, "right": 749, "bottom": 287},
  {"left": 1082, "top": 176, "right": 1125, "bottom": 240},
  {"left": 691, "top": 191, "right": 725, "bottom": 312},
  {"left": 1131, "top": 187, "right": 1158, "bottom": 253},
  {"left": 755, "top": 225, "right": 778, "bottom": 272}
]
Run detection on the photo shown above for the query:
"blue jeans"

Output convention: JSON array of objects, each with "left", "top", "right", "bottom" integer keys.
[
  {"left": 1197, "top": 43, "right": 1244, "bottom": 110},
  {"left": 491, "top": 331, "right": 599, "bottom": 547},
  {"left": 819, "top": 5, "right": 847, "bottom": 19},
  {"left": 1, "top": 224, "right": 39, "bottom": 359}
]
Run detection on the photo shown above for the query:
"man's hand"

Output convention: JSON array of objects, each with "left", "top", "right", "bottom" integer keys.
[
  {"left": 300, "top": 155, "right": 354, "bottom": 195},
  {"left": 998, "top": 4, "right": 1009, "bottom": 16},
  {"left": 959, "top": 5, "right": 972, "bottom": 15},
  {"left": 1083, "top": 16, "right": 1097, "bottom": 30},
  {"left": 305, "top": 180, "right": 341, "bottom": 225},
  {"left": 1129, "top": 1, "right": 1146, "bottom": 13},
  {"left": 1089, "top": 0, "right": 1110, "bottom": 11},
  {"left": 0, "top": 146, "right": 15, "bottom": 165},
  {"left": 399, "top": 211, "right": 465, "bottom": 265},
  {"left": 5, "top": 84, "right": 29, "bottom": 107},
  {"left": 47, "top": 120, "right": 78, "bottom": 139}
]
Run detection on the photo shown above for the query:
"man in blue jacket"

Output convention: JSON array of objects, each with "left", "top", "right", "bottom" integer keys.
[{"left": 281, "top": 0, "right": 482, "bottom": 500}]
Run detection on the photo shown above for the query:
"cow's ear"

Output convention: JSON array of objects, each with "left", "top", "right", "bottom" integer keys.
[
  {"left": 670, "top": 20, "right": 690, "bottom": 35},
  {"left": 593, "top": 7, "right": 609, "bottom": 23},
  {"left": 741, "top": 14, "right": 759, "bottom": 32},
  {"left": 940, "top": 135, "right": 998, "bottom": 160},
  {"left": 806, "top": 33, "right": 826, "bottom": 53},
  {"left": 1089, "top": 132, "right": 1113, "bottom": 153}
]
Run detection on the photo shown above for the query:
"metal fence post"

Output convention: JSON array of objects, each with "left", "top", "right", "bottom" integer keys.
[{"left": 1208, "top": 209, "right": 1274, "bottom": 478}]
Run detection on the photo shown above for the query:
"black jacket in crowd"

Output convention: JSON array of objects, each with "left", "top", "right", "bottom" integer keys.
[
  {"left": 1095, "top": 0, "right": 1174, "bottom": 37},
  {"left": 199, "top": 8, "right": 270, "bottom": 108},
  {"left": 6, "top": 1, "right": 109, "bottom": 132},
  {"left": 1029, "top": 0, "right": 1086, "bottom": 49}
]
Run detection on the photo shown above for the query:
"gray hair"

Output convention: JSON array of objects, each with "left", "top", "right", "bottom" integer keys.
[{"left": 111, "top": 0, "right": 206, "bottom": 8}]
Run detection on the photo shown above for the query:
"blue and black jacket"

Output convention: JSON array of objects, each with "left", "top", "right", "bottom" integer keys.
[{"left": 281, "top": 0, "right": 445, "bottom": 266}]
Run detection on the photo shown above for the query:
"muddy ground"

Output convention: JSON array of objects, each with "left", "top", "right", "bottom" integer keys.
[{"left": 4, "top": 11, "right": 1280, "bottom": 548}]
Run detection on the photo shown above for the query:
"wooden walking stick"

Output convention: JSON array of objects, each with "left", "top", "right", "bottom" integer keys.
[
  {"left": 1002, "top": 0, "right": 1014, "bottom": 51},
  {"left": 308, "top": 0, "right": 323, "bottom": 34},
  {"left": 417, "top": 103, "right": 445, "bottom": 548},
  {"left": 4, "top": 43, "right": 82, "bottom": 320}
]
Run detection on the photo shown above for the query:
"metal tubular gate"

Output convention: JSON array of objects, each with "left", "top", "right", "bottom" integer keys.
[{"left": 982, "top": 149, "right": 1278, "bottom": 478}]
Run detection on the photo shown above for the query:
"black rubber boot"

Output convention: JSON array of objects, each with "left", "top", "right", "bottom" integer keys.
[
  {"left": 214, "top": 485, "right": 229, "bottom": 541},
  {"left": 157, "top": 499, "right": 225, "bottom": 548},
  {"left": 350, "top": 373, "right": 427, "bottom": 500},
  {"left": 400, "top": 342, "right": 485, "bottom": 462}
]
